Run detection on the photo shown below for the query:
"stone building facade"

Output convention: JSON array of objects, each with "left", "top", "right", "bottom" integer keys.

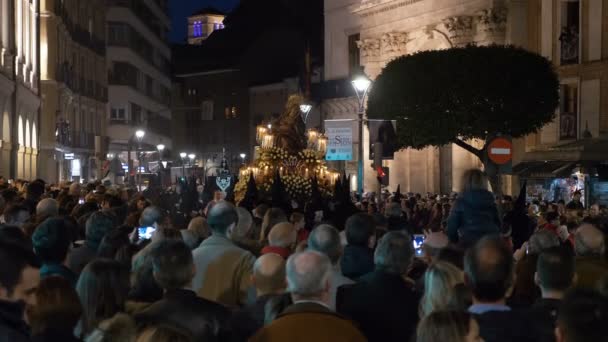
[
  {"left": 324, "top": 0, "right": 607, "bottom": 196},
  {"left": 0, "top": 0, "right": 41, "bottom": 180},
  {"left": 39, "top": 0, "right": 108, "bottom": 182},
  {"left": 325, "top": 0, "right": 509, "bottom": 194}
]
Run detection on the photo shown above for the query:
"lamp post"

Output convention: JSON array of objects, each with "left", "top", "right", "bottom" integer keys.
[
  {"left": 239, "top": 153, "right": 246, "bottom": 165},
  {"left": 180, "top": 152, "right": 187, "bottom": 178},
  {"left": 156, "top": 144, "right": 165, "bottom": 187},
  {"left": 352, "top": 74, "right": 372, "bottom": 197},
  {"left": 135, "top": 129, "right": 145, "bottom": 192},
  {"left": 188, "top": 153, "right": 196, "bottom": 168}
]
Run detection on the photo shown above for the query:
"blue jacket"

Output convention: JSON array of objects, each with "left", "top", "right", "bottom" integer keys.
[{"left": 447, "top": 189, "right": 501, "bottom": 247}]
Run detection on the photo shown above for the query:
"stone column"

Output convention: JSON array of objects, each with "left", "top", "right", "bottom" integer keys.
[{"left": 442, "top": 15, "right": 475, "bottom": 47}]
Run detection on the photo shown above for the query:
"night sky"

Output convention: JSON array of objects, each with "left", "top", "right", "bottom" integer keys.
[{"left": 169, "top": 0, "right": 241, "bottom": 43}]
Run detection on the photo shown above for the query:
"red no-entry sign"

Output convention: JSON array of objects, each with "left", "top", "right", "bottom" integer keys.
[{"left": 487, "top": 137, "right": 513, "bottom": 165}]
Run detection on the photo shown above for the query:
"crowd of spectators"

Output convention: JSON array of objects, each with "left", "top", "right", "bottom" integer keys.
[{"left": 0, "top": 172, "right": 606, "bottom": 342}]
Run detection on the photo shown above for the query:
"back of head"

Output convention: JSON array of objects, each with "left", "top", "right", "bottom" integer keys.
[
  {"left": 0, "top": 225, "right": 32, "bottom": 251},
  {"left": 69, "top": 183, "right": 81, "bottom": 196},
  {"left": 253, "top": 253, "right": 286, "bottom": 295},
  {"left": 261, "top": 208, "right": 287, "bottom": 240},
  {"left": 0, "top": 240, "right": 39, "bottom": 298},
  {"left": 4, "top": 203, "right": 31, "bottom": 226},
  {"left": 32, "top": 217, "right": 72, "bottom": 264},
  {"left": 536, "top": 247, "right": 575, "bottom": 292},
  {"left": 139, "top": 206, "right": 163, "bottom": 227},
  {"left": 345, "top": 213, "right": 375, "bottom": 247},
  {"left": 461, "top": 169, "right": 488, "bottom": 192},
  {"left": 187, "top": 217, "right": 209, "bottom": 238},
  {"left": 385, "top": 202, "right": 402, "bottom": 218},
  {"left": 417, "top": 310, "right": 473, "bottom": 342},
  {"left": 557, "top": 289, "right": 608, "bottom": 342},
  {"left": 85, "top": 211, "right": 114, "bottom": 249},
  {"left": 76, "top": 258, "right": 129, "bottom": 335},
  {"left": 234, "top": 207, "right": 253, "bottom": 239},
  {"left": 529, "top": 229, "right": 561, "bottom": 254},
  {"left": 27, "top": 180, "right": 45, "bottom": 199},
  {"left": 36, "top": 198, "right": 59, "bottom": 217},
  {"left": 254, "top": 204, "right": 269, "bottom": 219},
  {"left": 151, "top": 240, "right": 194, "bottom": 290},
  {"left": 307, "top": 224, "right": 342, "bottom": 265},
  {"left": 286, "top": 250, "right": 332, "bottom": 299},
  {"left": 374, "top": 231, "right": 414, "bottom": 275},
  {"left": 574, "top": 224, "right": 605, "bottom": 257},
  {"left": 207, "top": 201, "right": 238, "bottom": 236},
  {"left": 464, "top": 236, "right": 514, "bottom": 302},
  {"left": 421, "top": 262, "right": 464, "bottom": 317},
  {"left": 27, "top": 276, "right": 82, "bottom": 335},
  {"left": 268, "top": 222, "right": 296, "bottom": 248}
]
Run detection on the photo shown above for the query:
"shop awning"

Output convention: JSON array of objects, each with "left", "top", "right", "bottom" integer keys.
[{"left": 513, "top": 161, "right": 577, "bottom": 178}]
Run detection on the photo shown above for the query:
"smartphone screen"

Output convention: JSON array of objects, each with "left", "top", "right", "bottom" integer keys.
[
  {"left": 413, "top": 234, "right": 425, "bottom": 257},
  {"left": 78, "top": 199, "right": 85, "bottom": 205},
  {"left": 138, "top": 226, "right": 156, "bottom": 241}
]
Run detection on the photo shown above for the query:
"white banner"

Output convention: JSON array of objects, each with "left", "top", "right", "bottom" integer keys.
[{"left": 325, "top": 119, "right": 354, "bottom": 161}]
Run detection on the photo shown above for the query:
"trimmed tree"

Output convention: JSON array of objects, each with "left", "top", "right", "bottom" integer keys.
[{"left": 366, "top": 45, "right": 560, "bottom": 195}]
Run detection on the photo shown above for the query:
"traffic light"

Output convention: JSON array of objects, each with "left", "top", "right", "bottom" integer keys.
[{"left": 376, "top": 166, "right": 389, "bottom": 186}]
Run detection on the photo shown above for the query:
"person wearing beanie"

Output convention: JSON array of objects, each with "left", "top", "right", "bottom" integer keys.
[
  {"left": 67, "top": 211, "right": 114, "bottom": 275},
  {"left": 32, "top": 217, "right": 77, "bottom": 286}
]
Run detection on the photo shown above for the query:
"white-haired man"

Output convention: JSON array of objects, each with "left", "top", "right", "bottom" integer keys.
[{"left": 250, "top": 250, "right": 365, "bottom": 342}]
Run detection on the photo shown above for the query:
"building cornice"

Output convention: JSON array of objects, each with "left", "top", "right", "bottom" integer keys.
[{"left": 352, "top": 0, "right": 425, "bottom": 18}]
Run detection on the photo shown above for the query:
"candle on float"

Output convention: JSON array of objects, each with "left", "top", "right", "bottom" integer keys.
[
  {"left": 262, "top": 134, "right": 274, "bottom": 149},
  {"left": 317, "top": 136, "right": 328, "bottom": 154},
  {"left": 307, "top": 129, "right": 319, "bottom": 149},
  {"left": 256, "top": 126, "right": 267, "bottom": 144}
]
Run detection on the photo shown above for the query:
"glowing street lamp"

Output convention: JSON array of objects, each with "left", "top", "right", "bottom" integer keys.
[
  {"left": 351, "top": 73, "right": 372, "bottom": 196},
  {"left": 300, "top": 103, "right": 313, "bottom": 123}
]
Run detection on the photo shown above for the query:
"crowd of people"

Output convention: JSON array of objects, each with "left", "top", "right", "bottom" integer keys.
[{"left": 0, "top": 170, "right": 606, "bottom": 342}]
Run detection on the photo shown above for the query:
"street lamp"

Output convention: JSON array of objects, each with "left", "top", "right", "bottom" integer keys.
[
  {"left": 239, "top": 153, "right": 246, "bottom": 165},
  {"left": 351, "top": 73, "right": 372, "bottom": 197},
  {"left": 188, "top": 153, "right": 196, "bottom": 167},
  {"left": 156, "top": 144, "right": 165, "bottom": 187},
  {"left": 134, "top": 129, "right": 145, "bottom": 192},
  {"left": 299, "top": 103, "right": 312, "bottom": 124},
  {"left": 180, "top": 152, "right": 187, "bottom": 177}
]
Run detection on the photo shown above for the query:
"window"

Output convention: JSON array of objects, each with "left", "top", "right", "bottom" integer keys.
[
  {"left": 131, "top": 103, "right": 142, "bottom": 124},
  {"left": 193, "top": 21, "right": 203, "bottom": 37},
  {"left": 348, "top": 33, "right": 361, "bottom": 75},
  {"left": 201, "top": 100, "right": 213, "bottom": 120},
  {"left": 559, "top": 83, "right": 578, "bottom": 140},
  {"left": 110, "top": 107, "right": 126, "bottom": 122},
  {"left": 559, "top": 1, "right": 580, "bottom": 65},
  {"left": 225, "top": 106, "right": 238, "bottom": 119},
  {"left": 213, "top": 22, "right": 225, "bottom": 31}
]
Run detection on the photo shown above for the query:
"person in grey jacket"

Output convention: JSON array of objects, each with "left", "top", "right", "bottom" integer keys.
[{"left": 447, "top": 169, "right": 501, "bottom": 248}]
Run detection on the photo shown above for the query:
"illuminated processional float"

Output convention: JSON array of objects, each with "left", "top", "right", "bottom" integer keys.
[{"left": 234, "top": 95, "right": 342, "bottom": 207}]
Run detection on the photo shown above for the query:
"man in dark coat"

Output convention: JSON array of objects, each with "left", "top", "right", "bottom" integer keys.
[
  {"left": 0, "top": 241, "right": 40, "bottom": 342},
  {"left": 136, "top": 240, "right": 232, "bottom": 341},
  {"left": 340, "top": 213, "right": 375, "bottom": 279},
  {"left": 528, "top": 247, "right": 575, "bottom": 342},
  {"left": 466, "top": 236, "right": 538, "bottom": 342},
  {"left": 337, "top": 231, "right": 420, "bottom": 342}
]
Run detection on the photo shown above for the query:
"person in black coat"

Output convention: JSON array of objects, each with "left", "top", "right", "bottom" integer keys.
[
  {"left": 466, "top": 236, "right": 538, "bottom": 342},
  {"left": 527, "top": 247, "right": 575, "bottom": 342},
  {"left": 340, "top": 213, "right": 376, "bottom": 280},
  {"left": 337, "top": 231, "right": 420, "bottom": 342},
  {"left": 135, "top": 240, "right": 232, "bottom": 342}
]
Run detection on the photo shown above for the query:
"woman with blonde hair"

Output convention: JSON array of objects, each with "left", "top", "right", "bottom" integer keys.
[
  {"left": 447, "top": 169, "right": 501, "bottom": 248},
  {"left": 419, "top": 261, "right": 464, "bottom": 317},
  {"left": 417, "top": 310, "right": 483, "bottom": 342}
]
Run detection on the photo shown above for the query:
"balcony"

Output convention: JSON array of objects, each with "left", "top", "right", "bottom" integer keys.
[
  {"left": 107, "top": 0, "right": 168, "bottom": 42},
  {"left": 53, "top": 2, "right": 106, "bottom": 56},
  {"left": 55, "top": 62, "right": 107, "bottom": 102}
]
